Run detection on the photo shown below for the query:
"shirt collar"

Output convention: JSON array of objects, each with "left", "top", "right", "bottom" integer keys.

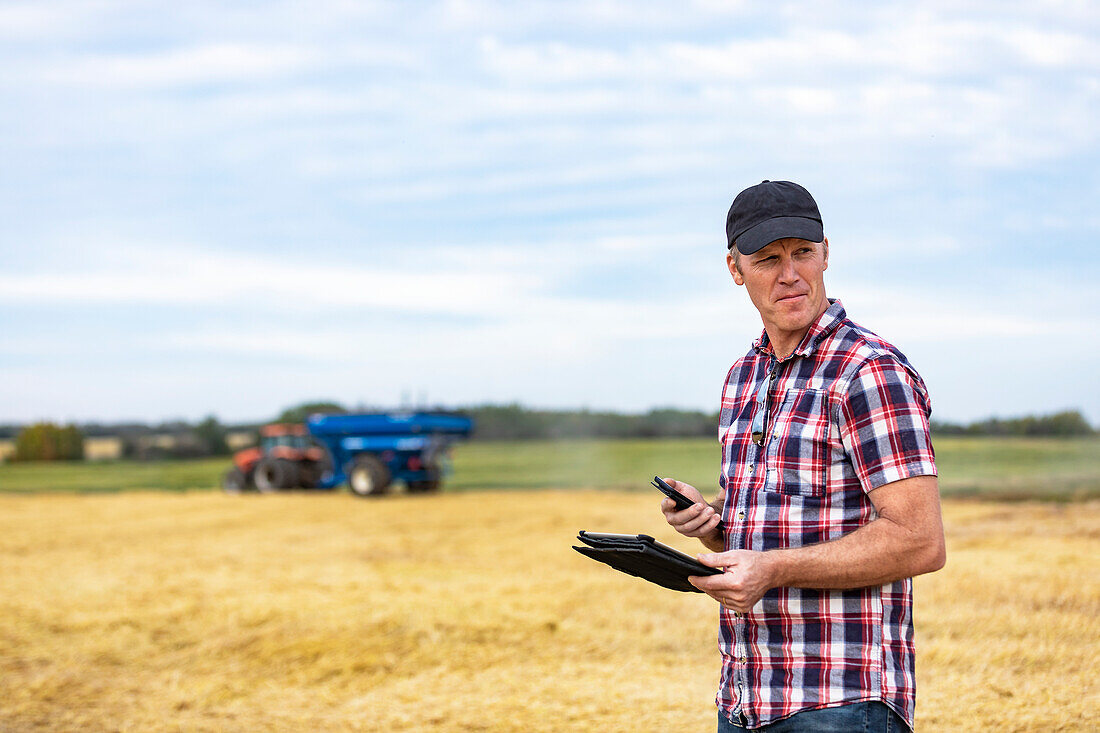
[{"left": 752, "top": 298, "right": 846, "bottom": 361}]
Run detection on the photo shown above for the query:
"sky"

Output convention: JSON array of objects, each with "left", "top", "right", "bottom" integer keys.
[{"left": 1, "top": 0, "right": 1098, "bottom": 425}]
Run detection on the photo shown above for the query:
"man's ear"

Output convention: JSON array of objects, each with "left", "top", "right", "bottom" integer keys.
[
  {"left": 821, "top": 237, "right": 829, "bottom": 271},
  {"left": 727, "top": 251, "right": 744, "bottom": 285}
]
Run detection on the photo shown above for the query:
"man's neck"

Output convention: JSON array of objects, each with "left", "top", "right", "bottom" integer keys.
[{"left": 765, "top": 328, "right": 808, "bottom": 361}]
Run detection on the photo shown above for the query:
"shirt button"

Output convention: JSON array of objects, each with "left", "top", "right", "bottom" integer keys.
[
  {"left": 740, "top": 656, "right": 747, "bottom": 664},
  {"left": 734, "top": 611, "right": 743, "bottom": 619},
  {"left": 747, "top": 465, "right": 754, "bottom": 474},
  {"left": 737, "top": 511, "right": 745, "bottom": 521}
]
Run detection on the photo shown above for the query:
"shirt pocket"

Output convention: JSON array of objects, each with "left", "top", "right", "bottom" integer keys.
[{"left": 768, "top": 388, "right": 830, "bottom": 497}]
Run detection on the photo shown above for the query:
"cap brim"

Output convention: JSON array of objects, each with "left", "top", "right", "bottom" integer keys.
[{"left": 734, "top": 216, "right": 823, "bottom": 255}]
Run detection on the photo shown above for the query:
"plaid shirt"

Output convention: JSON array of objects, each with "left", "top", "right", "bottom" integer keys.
[{"left": 716, "top": 299, "right": 936, "bottom": 730}]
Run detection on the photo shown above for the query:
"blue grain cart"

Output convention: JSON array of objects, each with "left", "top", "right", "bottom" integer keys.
[
  {"left": 306, "top": 412, "right": 474, "bottom": 496},
  {"left": 222, "top": 412, "right": 473, "bottom": 496}
]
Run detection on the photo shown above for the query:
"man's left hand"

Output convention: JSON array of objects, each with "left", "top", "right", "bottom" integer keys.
[{"left": 689, "top": 550, "right": 778, "bottom": 613}]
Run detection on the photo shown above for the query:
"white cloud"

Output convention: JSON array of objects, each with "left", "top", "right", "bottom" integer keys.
[
  {"left": 0, "top": 0, "right": 1097, "bottom": 423},
  {"left": 0, "top": 4, "right": 66, "bottom": 34},
  {"left": 478, "top": 18, "right": 1100, "bottom": 85},
  {"left": 36, "top": 43, "right": 313, "bottom": 87},
  {"left": 0, "top": 230, "right": 719, "bottom": 317},
  {"left": 439, "top": 0, "right": 753, "bottom": 33},
  {"left": 0, "top": 1, "right": 121, "bottom": 38},
  {"left": 0, "top": 243, "right": 532, "bottom": 315}
]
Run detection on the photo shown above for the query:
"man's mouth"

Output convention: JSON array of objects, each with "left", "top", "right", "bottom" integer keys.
[{"left": 776, "top": 293, "right": 807, "bottom": 303}]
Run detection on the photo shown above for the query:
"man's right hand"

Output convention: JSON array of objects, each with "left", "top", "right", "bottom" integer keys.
[{"left": 660, "top": 478, "right": 724, "bottom": 551}]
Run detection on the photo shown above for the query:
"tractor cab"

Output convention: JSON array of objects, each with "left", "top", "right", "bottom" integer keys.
[
  {"left": 260, "top": 424, "right": 316, "bottom": 454},
  {"left": 223, "top": 423, "right": 328, "bottom": 493}
]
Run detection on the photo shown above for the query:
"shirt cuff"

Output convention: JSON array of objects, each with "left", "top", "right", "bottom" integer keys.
[{"left": 862, "top": 460, "right": 938, "bottom": 492}]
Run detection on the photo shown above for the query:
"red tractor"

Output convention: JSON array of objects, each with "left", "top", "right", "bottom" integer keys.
[{"left": 222, "top": 423, "right": 328, "bottom": 493}]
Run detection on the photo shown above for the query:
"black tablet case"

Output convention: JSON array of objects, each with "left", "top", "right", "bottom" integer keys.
[{"left": 572, "top": 531, "right": 722, "bottom": 593}]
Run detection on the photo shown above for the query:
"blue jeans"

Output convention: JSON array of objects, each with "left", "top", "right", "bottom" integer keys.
[{"left": 718, "top": 701, "right": 909, "bottom": 732}]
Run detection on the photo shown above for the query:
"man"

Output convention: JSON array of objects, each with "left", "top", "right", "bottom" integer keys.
[{"left": 662, "top": 181, "right": 945, "bottom": 732}]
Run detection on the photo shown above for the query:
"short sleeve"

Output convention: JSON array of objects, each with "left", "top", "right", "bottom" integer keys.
[{"left": 837, "top": 355, "right": 937, "bottom": 492}]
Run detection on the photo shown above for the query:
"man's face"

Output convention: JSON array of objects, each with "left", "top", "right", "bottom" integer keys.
[{"left": 726, "top": 237, "right": 830, "bottom": 342}]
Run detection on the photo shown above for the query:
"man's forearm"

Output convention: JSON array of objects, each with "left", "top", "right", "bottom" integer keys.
[
  {"left": 763, "top": 512, "right": 945, "bottom": 590},
  {"left": 693, "top": 477, "right": 946, "bottom": 609}
]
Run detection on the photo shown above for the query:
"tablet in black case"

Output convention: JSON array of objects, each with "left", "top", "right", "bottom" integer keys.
[{"left": 572, "top": 531, "right": 722, "bottom": 593}]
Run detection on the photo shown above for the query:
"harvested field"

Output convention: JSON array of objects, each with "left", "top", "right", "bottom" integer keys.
[{"left": 1, "top": 491, "right": 1097, "bottom": 731}]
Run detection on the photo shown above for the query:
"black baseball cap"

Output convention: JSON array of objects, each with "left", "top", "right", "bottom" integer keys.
[{"left": 725, "top": 180, "right": 823, "bottom": 255}]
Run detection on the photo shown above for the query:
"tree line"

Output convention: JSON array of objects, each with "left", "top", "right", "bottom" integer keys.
[
  {"left": 3, "top": 417, "right": 231, "bottom": 462},
  {"left": 3, "top": 405, "right": 1095, "bottom": 461},
  {"left": 9, "top": 423, "right": 85, "bottom": 461},
  {"left": 929, "top": 410, "right": 1095, "bottom": 438},
  {"left": 467, "top": 406, "right": 1097, "bottom": 440}
]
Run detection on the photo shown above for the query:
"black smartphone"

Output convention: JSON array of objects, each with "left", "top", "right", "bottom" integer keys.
[
  {"left": 652, "top": 476, "right": 724, "bottom": 530},
  {"left": 651, "top": 476, "right": 699, "bottom": 511}
]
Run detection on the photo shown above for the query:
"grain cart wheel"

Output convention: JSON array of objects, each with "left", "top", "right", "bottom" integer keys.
[
  {"left": 222, "top": 467, "right": 249, "bottom": 494},
  {"left": 348, "top": 455, "right": 391, "bottom": 497},
  {"left": 254, "top": 457, "right": 294, "bottom": 493},
  {"left": 406, "top": 479, "right": 441, "bottom": 494}
]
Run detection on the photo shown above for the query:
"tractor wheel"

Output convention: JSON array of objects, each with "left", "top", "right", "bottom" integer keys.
[
  {"left": 222, "top": 467, "right": 249, "bottom": 494},
  {"left": 298, "top": 462, "right": 320, "bottom": 489},
  {"left": 254, "top": 457, "right": 296, "bottom": 493},
  {"left": 302, "top": 452, "right": 334, "bottom": 490},
  {"left": 406, "top": 479, "right": 441, "bottom": 494},
  {"left": 348, "top": 455, "right": 391, "bottom": 497},
  {"left": 277, "top": 459, "right": 300, "bottom": 488}
]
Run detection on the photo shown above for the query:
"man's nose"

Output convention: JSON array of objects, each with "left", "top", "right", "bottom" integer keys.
[{"left": 777, "top": 255, "right": 798, "bottom": 283}]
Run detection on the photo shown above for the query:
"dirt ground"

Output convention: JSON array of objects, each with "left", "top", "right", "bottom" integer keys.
[{"left": 0, "top": 491, "right": 1096, "bottom": 731}]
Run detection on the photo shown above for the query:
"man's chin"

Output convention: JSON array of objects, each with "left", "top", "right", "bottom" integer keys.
[
  {"left": 770, "top": 307, "right": 818, "bottom": 333},
  {"left": 773, "top": 300, "right": 809, "bottom": 320}
]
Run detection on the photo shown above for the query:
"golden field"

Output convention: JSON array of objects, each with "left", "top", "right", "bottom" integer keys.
[{"left": 1, "top": 491, "right": 1097, "bottom": 732}]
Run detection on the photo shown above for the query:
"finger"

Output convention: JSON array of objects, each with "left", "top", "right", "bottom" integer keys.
[
  {"left": 668, "top": 502, "right": 706, "bottom": 524},
  {"left": 707, "top": 589, "right": 746, "bottom": 610},
  {"left": 676, "top": 507, "right": 717, "bottom": 533},
  {"left": 688, "top": 574, "right": 726, "bottom": 592},
  {"left": 679, "top": 514, "right": 722, "bottom": 539},
  {"left": 709, "top": 591, "right": 739, "bottom": 610},
  {"left": 686, "top": 508, "right": 721, "bottom": 530},
  {"left": 682, "top": 499, "right": 717, "bottom": 521},
  {"left": 696, "top": 552, "right": 735, "bottom": 568},
  {"left": 669, "top": 481, "right": 692, "bottom": 497},
  {"left": 663, "top": 502, "right": 699, "bottom": 524},
  {"left": 664, "top": 507, "right": 690, "bottom": 525},
  {"left": 668, "top": 500, "right": 702, "bottom": 516},
  {"left": 663, "top": 476, "right": 687, "bottom": 492},
  {"left": 665, "top": 478, "right": 701, "bottom": 500}
]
